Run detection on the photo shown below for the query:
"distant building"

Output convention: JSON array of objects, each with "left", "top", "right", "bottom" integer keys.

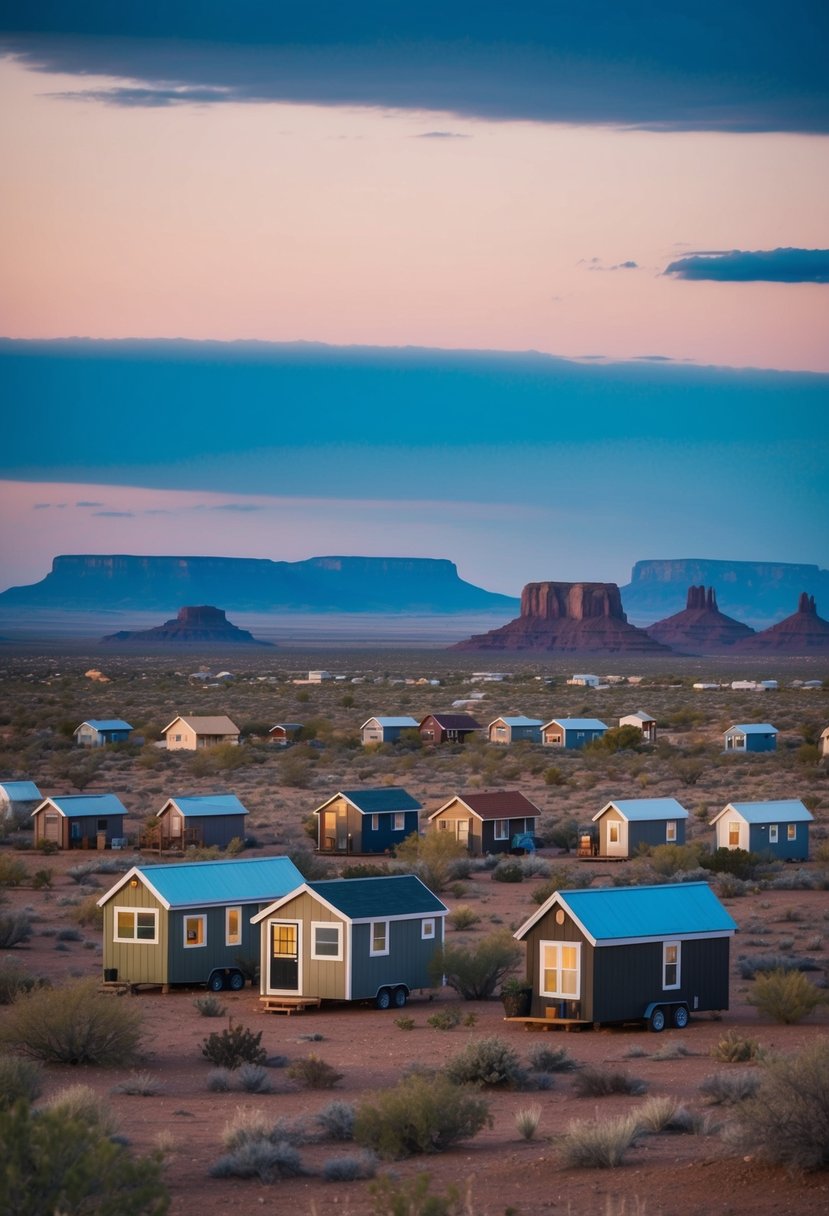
[
  {"left": 360, "top": 716, "right": 419, "bottom": 745},
  {"left": 723, "top": 723, "right": 778, "bottom": 753},
  {"left": 0, "top": 780, "right": 42, "bottom": 824},
  {"left": 487, "top": 716, "right": 543, "bottom": 745},
  {"left": 567, "top": 674, "right": 601, "bottom": 688},
  {"left": 314, "top": 788, "right": 422, "bottom": 854},
  {"left": 418, "top": 713, "right": 482, "bottom": 745},
  {"left": 428, "top": 790, "right": 540, "bottom": 856},
  {"left": 710, "top": 799, "right": 812, "bottom": 860},
  {"left": 268, "top": 723, "right": 304, "bottom": 745},
  {"left": 74, "top": 719, "right": 132, "bottom": 747},
  {"left": 589, "top": 797, "right": 689, "bottom": 859},
  {"left": 32, "top": 793, "right": 127, "bottom": 850},
  {"left": 154, "top": 794, "right": 248, "bottom": 850},
  {"left": 161, "top": 716, "right": 240, "bottom": 750},
  {"left": 619, "top": 710, "right": 657, "bottom": 744},
  {"left": 541, "top": 718, "right": 608, "bottom": 749}
]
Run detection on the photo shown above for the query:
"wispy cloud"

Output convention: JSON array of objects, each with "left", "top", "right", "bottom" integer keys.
[
  {"left": 92, "top": 510, "right": 135, "bottom": 518},
  {"left": 665, "top": 248, "right": 829, "bottom": 284},
  {"left": 415, "top": 131, "right": 470, "bottom": 139}
]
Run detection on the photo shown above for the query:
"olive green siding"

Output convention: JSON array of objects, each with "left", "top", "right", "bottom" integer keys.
[
  {"left": 262, "top": 890, "right": 349, "bottom": 999},
  {"left": 101, "top": 882, "right": 168, "bottom": 985}
]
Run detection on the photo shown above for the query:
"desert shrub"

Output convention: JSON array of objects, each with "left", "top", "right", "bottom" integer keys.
[
  {"left": 699, "top": 1070, "right": 761, "bottom": 1104},
  {"left": 0, "top": 978, "right": 142, "bottom": 1065},
  {"left": 648, "top": 843, "right": 705, "bottom": 877},
  {"left": 531, "top": 865, "right": 585, "bottom": 904},
  {"left": 651, "top": 1042, "right": 694, "bottom": 1061},
  {"left": 341, "top": 862, "right": 394, "bottom": 879},
  {"left": 237, "top": 1064, "right": 273, "bottom": 1093},
  {"left": 0, "top": 911, "right": 33, "bottom": 948},
  {"left": 207, "top": 1068, "right": 233, "bottom": 1092},
  {"left": 490, "top": 858, "right": 524, "bottom": 883},
  {"left": 768, "top": 868, "right": 825, "bottom": 891},
  {"left": 432, "top": 929, "right": 521, "bottom": 1000},
  {"left": 527, "top": 1044, "right": 581, "bottom": 1073},
  {"left": 427, "top": 1008, "right": 461, "bottom": 1031},
  {"left": 447, "top": 904, "right": 481, "bottom": 931},
  {"left": 543, "top": 766, "right": 566, "bottom": 786},
  {"left": 395, "top": 1014, "right": 415, "bottom": 1030},
  {"left": 728, "top": 1039, "right": 829, "bottom": 1170},
  {"left": 444, "top": 1036, "right": 526, "bottom": 1089},
  {"left": 316, "top": 1100, "right": 356, "bottom": 1141},
  {"left": 558, "top": 1114, "right": 640, "bottom": 1168},
  {"left": 515, "top": 1104, "right": 542, "bottom": 1140},
  {"left": 45, "top": 1084, "right": 119, "bottom": 1135},
  {"left": 57, "top": 926, "right": 83, "bottom": 942},
  {"left": 712, "top": 1029, "right": 763, "bottom": 1063},
  {"left": 712, "top": 873, "right": 751, "bottom": 898},
  {"left": 0, "top": 855, "right": 29, "bottom": 887},
  {"left": 0, "top": 958, "right": 43, "bottom": 1004},
  {"left": 572, "top": 1067, "right": 647, "bottom": 1098},
  {"left": 369, "top": 1172, "right": 467, "bottom": 1216},
  {"left": 748, "top": 967, "right": 826, "bottom": 1023},
  {"left": 112, "top": 1071, "right": 164, "bottom": 1096},
  {"left": 31, "top": 868, "right": 53, "bottom": 890},
  {"left": 322, "top": 1151, "right": 377, "bottom": 1181},
  {"left": 0, "top": 1100, "right": 168, "bottom": 1216},
  {"left": 66, "top": 861, "right": 100, "bottom": 885},
  {"left": 210, "top": 1138, "right": 304, "bottom": 1181},
  {"left": 354, "top": 1073, "right": 491, "bottom": 1158},
  {"left": 701, "top": 848, "right": 760, "bottom": 880},
  {"left": 633, "top": 1096, "right": 697, "bottom": 1134},
  {"left": 0, "top": 1054, "right": 43, "bottom": 1109},
  {"left": 70, "top": 894, "right": 104, "bottom": 929},
  {"left": 201, "top": 1020, "right": 266, "bottom": 1069},
  {"left": 286, "top": 1054, "right": 343, "bottom": 1089},
  {"left": 221, "top": 1106, "right": 272, "bottom": 1150},
  {"left": 394, "top": 832, "right": 468, "bottom": 894},
  {"left": 546, "top": 817, "right": 579, "bottom": 851},
  {"left": 519, "top": 854, "right": 550, "bottom": 878},
  {"left": 194, "top": 993, "right": 227, "bottom": 1017}
]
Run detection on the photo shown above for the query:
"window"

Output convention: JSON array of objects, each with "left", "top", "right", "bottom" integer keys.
[
  {"left": 97, "top": 818, "right": 108, "bottom": 831},
  {"left": 370, "top": 920, "right": 389, "bottom": 956},
  {"left": 728, "top": 822, "right": 740, "bottom": 847},
  {"left": 663, "top": 941, "right": 680, "bottom": 989},
  {"left": 437, "top": 819, "right": 449, "bottom": 831},
  {"left": 114, "top": 907, "right": 158, "bottom": 943},
  {"left": 312, "top": 922, "right": 342, "bottom": 959},
  {"left": 422, "top": 918, "right": 436, "bottom": 939},
  {"left": 540, "top": 941, "right": 581, "bottom": 999},
  {"left": 548, "top": 732, "right": 562, "bottom": 745},
  {"left": 392, "top": 812, "right": 406, "bottom": 831},
  {"left": 769, "top": 824, "right": 779, "bottom": 844},
  {"left": 184, "top": 915, "right": 206, "bottom": 948},
  {"left": 494, "top": 819, "right": 508, "bottom": 840},
  {"left": 665, "top": 821, "right": 677, "bottom": 843},
  {"left": 608, "top": 823, "right": 620, "bottom": 844},
  {"left": 226, "top": 906, "right": 242, "bottom": 947},
  {"left": 370, "top": 814, "right": 380, "bottom": 832},
  {"left": 787, "top": 824, "right": 797, "bottom": 841}
]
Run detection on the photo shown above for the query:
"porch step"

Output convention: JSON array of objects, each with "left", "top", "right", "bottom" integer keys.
[
  {"left": 259, "top": 996, "right": 322, "bottom": 1015},
  {"left": 504, "top": 1015, "right": 589, "bottom": 1032}
]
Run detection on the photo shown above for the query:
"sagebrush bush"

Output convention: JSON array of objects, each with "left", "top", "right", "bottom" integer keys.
[
  {"left": 221, "top": 1106, "right": 272, "bottom": 1150},
  {"left": 712, "top": 1029, "right": 763, "bottom": 1063},
  {"left": 237, "top": 1063, "right": 273, "bottom": 1094},
  {"left": 111, "top": 1071, "right": 163, "bottom": 1096},
  {"left": 193, "top": 993, "right": 226, "bottom": 1017},
  {"left": 572, "top": 1067, "right": 647, "bottom": 1098},
  {"left": 559, "top": 1114, "right": 640, "bottom": 1168},
  {"left": 738, "top": 952, "right": 819, "bottom": 979},
  {"left": 207, "top": 1068, "right": 232, "bottom": 1093},
  {"left": 0, "top": 979, "right": 142, "bottom": 1065},
  {"left": 70, "top": 894, "right": 103, "bottom": 929},
  {"left": 0, "top": 910, "right": 33, "bottom": 948},
  {"left": 45, "top": 1084, "right": 119, "bottom": 1135},
  {"left": 515, "top": 1105, "right": 542, "bottom": 1140},
  {"left": 699, "top": 1070, "right": 761, "bottom": 1105},
  {"left": 201, "top": 1020, "right": 266, "bottom": 1069},
  {"left": 210, "top": 1138, "right": 304, "bottom": 1182},
  {"left": 0, "top": 856, "right": 29, "bottom": 887},
  {"left": 527, "top": 1044, "right": 581, "bottom": 1073},
  {"left": 448, "top": 904, "right": 481, "bottom": 931},
  {"left": 443, "top": 1036, "right": 526, "bottom": 1089},
  {"left": 432, "top": 929, "right": 521, "bottom": 1000},
  {"left": 633, "top": 1096, "right": 697, "bottom": 1134},
  {"left": 287, "top": 1054, "right": 343, "bottom": 1089},
  {"left": 369, "top": 1173, "right": 466, "bottom": 1215},
  {"left": 322, "top": 1151, "right": 377, "bottom": 1181},
  {"left": 0, "top": 958, "right": 45, "bottom": 1004},
  {"left": 316, "top": 1100, "right": 356, "bottom": 1141},
  {"left": 490, "top": 858, "right": 524, "bottom": 883},
  {"left": 748, "top": 967, "right": 826, "bottom": 1023},
  {"left": 427, "top": 1008, "right": 461, "bottom": 1030},
  {"left": 354, "top": 1073, "right": 491, "bottom": 1158},
  {"left": 0, "top": 1054, "right": 43, "bottom": 1109},
  {"left": 728, "top": 1040, "right": 829, "bottom": 1170}
]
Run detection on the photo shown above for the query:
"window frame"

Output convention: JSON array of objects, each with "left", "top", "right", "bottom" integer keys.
[
  {"left": 311, "top": 921, "right": 342, "bottom": 961},
  {"left": 539, "top": 940, "right": 581, "bottom": 1000},
  {"left": 787, "top": 823, "right": 797, "bottom": 841},
  {"left": 370, "top": 919, "right": 390, "bottom": 957},
  {"left": 663, "top": 940, "right": 681, "bottom": 990},
  {"left": 114, "top": 906, "right": 159, "bottom": 945},
  {"left": 665, "top": 820, "right": 677, "bottom": 843},
  {"left": 421, "top": 918, "right": 436, "bottom": 940},
  {"left": 183, "top": 914, "right": 207, "bottom": 949},
  {"left": 225, "top": 905, "right": 242, "bottom": 947},
  {"left": 370, "top": 813, "right": 380, "bottom": 832},
  {"left": 768, "top": 824, "right": 779, "bottom": 844},
  {"left": 392, "top": 812, "right": 406, "bottom": 832}
]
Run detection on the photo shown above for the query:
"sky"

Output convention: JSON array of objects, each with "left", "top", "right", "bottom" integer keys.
[{"left": 0, "top": 4, "right": 827, "bottom": 598}]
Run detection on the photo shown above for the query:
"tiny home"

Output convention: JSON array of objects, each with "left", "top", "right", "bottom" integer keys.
[
  {"left": 154, "top": 794, "right": 248, "bottom": 850},
  {"left": 418, "top": 713, "right": 482, "bottom": 745},
  {"left": 268, "top": 723, "right": 303, "bottom": 745},
  {"left": 0, "top": 780, "right": 41, "bottom": 825},
  {"left": 74, "top": 719, "right": 133, "bottom": 747},
  {"left": 32, "top": 793, "right": 127, "bottom": 850},
  {"left": 314, "top": 788, "right": 422, "bottom": 854},
  {"left": 709, "top": 800, "right": 813, "bottom": 860},
  {"left": 820, "top": 725, "right": 829, "bottom": 759},
  {"left": 541, "top": 718, "right": 608, "bottom": 749},
  {"left": 587, "top": 797, "right": 689, "bottom": 859},
  {"left": 252, "top": 874, "right": 447, "bottom": 1009},
  {"left": 567, "top": 674, "right": 601, "bottom": 688},
  {"left": 488, "top": 716, "right": 543, "bottom": 745},
  {"left": 97, "top": 855, "right": 304, "bottom": 991},
  {"left": 161, "top": 715, "right": 241, "bottom": 750},
  {"left": 360, "top": 716, "right": 419, "bottom": 745},
  {"left": 428, "top": 790, "right": 540, "bottom": 856},
  {"left": 723, "top": 723, "right": 778, "bottom": 753},
  {"left": 514, "top": 882, "right": 736, "bottom": 1030},
  {"left": 619, "top": 711, "right": 657, "bottom": 744}
]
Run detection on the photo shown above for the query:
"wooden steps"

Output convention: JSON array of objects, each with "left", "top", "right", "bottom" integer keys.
[
  {"left": 504, "top": 1013, "right": 589, "bottom": 1032},
  {"left": 259, "top": 996, "right": 322, "bottom": 1015}
]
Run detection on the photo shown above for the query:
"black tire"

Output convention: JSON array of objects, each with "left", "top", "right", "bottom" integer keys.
[
  {"left": 392, "top": 986, "right": 408, "bottom": 1008},
  {"left": 672, "top": 1004, "right": 689, "bottom": 1029},
  {"left": 208, "top": 972, "right": 225, "bottom": 993},
  {"left": 375, "top": 987, "right": 392, "bottom": 1010},
  {"left": 228, "top": 971, "right": 245, "bottom": 992},
  {"left": 648, "top": 1006, "right": 666, "bottom": 1033}
]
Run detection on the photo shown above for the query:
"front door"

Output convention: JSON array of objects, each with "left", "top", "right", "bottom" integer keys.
[
  {"left": 457, "top": 819, "right": 470, "bottom": 850},
  {"left": 606, "top": 819, "right": 627, "bottom": 857},
  {"left": 269, "top": 921, "right": 300, "bottom": 992}
]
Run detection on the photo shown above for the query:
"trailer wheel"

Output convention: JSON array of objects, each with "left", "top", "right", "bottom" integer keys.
[
  {"left": 375, "top": 987, "right": 392, "bottom": 1010},
  {"left": 208, "top": 972, "right": 225, "bottom": 992},
  {"left": 648, "top": 1006, "right": 666, "bottom": 1033},
  {"left": 392, "top": 986, "right": 408, "bottom": 1008},
  {"left": 672, "top": 1004, "right": 689, "bottom": 1029},
  {"left": 228, "top": 971, "right": 245, "bottom": 992}
]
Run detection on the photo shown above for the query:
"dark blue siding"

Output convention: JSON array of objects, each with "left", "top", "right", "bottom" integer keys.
[{"left": 748, "top": 823, "right": 809, "bottom": 861}]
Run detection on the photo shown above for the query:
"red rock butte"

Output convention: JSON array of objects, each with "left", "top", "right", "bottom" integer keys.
[
  {"left": 645, "top": 585, "right": 755, "bottom": 654},
  {"left": 453, "top": 581, "right": 672, "bottom": 654},
  {"left": 732, "top": 593, "right": 829, "bottom": 653}
]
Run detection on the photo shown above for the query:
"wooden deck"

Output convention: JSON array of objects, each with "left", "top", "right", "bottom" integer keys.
[
  {"left": 259, "top": 995, "right": 322, "bottom": 1015},
  {"left": 504, "top": 1010, "right": 590, "bottom": 1032}
]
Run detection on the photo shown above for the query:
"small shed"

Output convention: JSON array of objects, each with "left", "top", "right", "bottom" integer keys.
[
  {"left": 820, "top": 725, "right": 829, "bottom": 759},
  {"left": 314, "top": 788, "right": 422, "bottom": 854},
  {"left": 360, "top": 716, "right": 419, "bottom": 745},
  {"left": 418, "top": 713, "right": 482, "bottom": 745},
  {"left": 541, "top": 718, "right": 608, "bottom": 749},
  {"left": 161, "top": 715, "right": 241, "bottom": 750},
  {"left": 487, "top": 716, "right": 543, "bottom": 745},
  {"left": 619, "top": 711, "right": 657, "bottom": 744},
  {"left": 568, "top": 674, "right": 601, "bottom": 688},
  {"left": 97, "top": 855, "right": 304, "bottom": 991},
  {"left": 154, "top": 794, "right": 248, "bottom": 850},
  {"left": 268, "top": 723, "right": 303, "bottom": 745},
  {"left": 723, "top": 723, "right": 778, "bottom": 753},
  {"left": 589, "top": 797, "right": 689, "bottom": 858},
  {"left": 428, "top": 790, "right": 541, "bottom": 855},
  {"left": 32, "top": 793, "right": 127, "bottom": 850},
  {"left": 0, "top": 780, "right": 42, "bottom": 825},
  {"left": 514, "top": 882, "right": 736, "bottom": 1029},
  {"left": 251, "top": 874, "right": 447, "bottom": 1008},
  {"left": 709, "top": 800, "right": 813, "bottom": 860},
  {"left": 74, "top": 719, "right": 133, "bottom": 747}
]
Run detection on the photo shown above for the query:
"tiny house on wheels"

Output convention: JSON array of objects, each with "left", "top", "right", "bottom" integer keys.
[
  {"left": 97, "top": 855, "right": 303, "bottom": 992},
  {"left": 252, "top": 874, "right": 447, "bottom": 1010},
  {"left": 514, "top": 882, "right": 736, "bottom": 1031}
]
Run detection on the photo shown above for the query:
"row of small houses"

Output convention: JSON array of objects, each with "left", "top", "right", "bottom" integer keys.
[{"left": 4, "top": 783, "right": 814, "bottom": 863}]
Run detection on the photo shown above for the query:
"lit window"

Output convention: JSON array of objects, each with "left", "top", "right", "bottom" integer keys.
[
  {"left": 226, "top": 906, "right": 242, "bottom": 946},
  {"left": 392, "top": 812, "right": 406, "bottom": 831},
  {"left": 609, "top": 823, "right": 620, "bottom": 844},
  {"left": 312, "top": 922, "right": 342, "bottom": 959},
  {"left": 728, "top": 822, "right": 740, "bottom": 846},
  {"left": 665, "top": 821, "right": 677, "bottom": 843},
  {"left": 114, "top": 907, "right": 158, "bottom": 943},
  {"left": 540, "top": 941, "right": 581, "bottom": 999},
  {"left": 787, "top": 824, "right": 797, "bottom": 841},
  {"left": 422, "top": 918, "right": 435, "bottom": 939},
  {"left": 370, "top": 920, "right": 389, "bottom": 956},
  {"left": 184, "top": 915, "right": 206, "bottom": 948},
  {"left": 663, "top": 941, "right": 680, "bottom": 989}
]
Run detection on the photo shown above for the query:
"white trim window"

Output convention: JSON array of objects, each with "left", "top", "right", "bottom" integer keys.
[
  {"left": 392, "top": 812, "right": 406, "bottom": 831},
  {"left": 539, "top": 941, "right": 581, "bottom": 999},
  {"left": 769, "top": 824, "right": 779, "bottom": 844},
  {"left": 663, "top": 941, "right": 681, "bottom": 989},
  {"left": 184, "top": 914, "right": 206, "bottom": 948},
  {"left": 608, "top": 823, "right": 620, "bottom": 845},
  {"left": 421, "top": 918, "right": 436, "bottom": 940},
  {"left": 370, "top": 813, "right": 380, "bottom": 832},
  {"left": 225, "top": 906, "right": 242, "bottom": 947},
  {"left": 311, "top": 921, "right": 342, "bottom": 960},
  {"left": 665, "top": 821, "right": 677, "bottom": 843},
  {"left": 493, "top": 819, "right": 509, "bottom": 840},
  {"left": 370, "top": 920, "right": 389, "bottom": 956},
  {"left": 114, "top": 907, "right": 159, "bottom": 943}
]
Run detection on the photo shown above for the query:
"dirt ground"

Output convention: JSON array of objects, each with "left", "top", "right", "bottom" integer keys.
[{"left": 3, "top": 849, "right": 829, "bottom": 1216}]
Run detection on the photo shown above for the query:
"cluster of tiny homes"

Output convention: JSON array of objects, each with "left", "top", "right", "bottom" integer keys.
[{"left": 361, "top": 712, "right": 655, "bottom": 748}]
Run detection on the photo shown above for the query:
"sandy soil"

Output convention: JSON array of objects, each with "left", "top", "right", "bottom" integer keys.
[{"left": 3, "top": 850, "right": 829, "bottom": 1216}]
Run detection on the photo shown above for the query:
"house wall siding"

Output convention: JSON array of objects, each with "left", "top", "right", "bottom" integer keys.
[
  {"left": 748, "top": 823, "right": 809, "bottom": 861},
  {"left": 101, "top": 883, "right": 168, "bottom": 986},
  {"left": 349, "top": 918, "right": 442, "bottom": 999}
]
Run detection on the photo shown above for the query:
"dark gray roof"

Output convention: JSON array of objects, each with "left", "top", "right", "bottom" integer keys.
[{"left": 308, "top": 875, "right": 446, "bottom": 919}]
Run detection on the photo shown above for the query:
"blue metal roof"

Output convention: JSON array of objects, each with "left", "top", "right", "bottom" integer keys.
[
  {"left": 719, "top": 800, "right": 813, "bottom": 824},
  {"left": 104, "top": 856, "right": 304, "bottom": 910},
  {"left": 80, "top": 720, "right": 133, "bottom": 731},
  {"left": 726, "top": 723, "right": 778, "bottom": 734},
  {"left": 308, "top": 875, "right": 447, "bottom": 920},
  {"left": 162, "top": 794, "right": 248, "bottom": 819},
  {"left": 334, "top": 788, "right": 422, "bottom": 814},
  {"left": 548, "top": 718, "right": 608, "bottom": 730},
  {"left": 595, "top": 797, "right": 689, "bottom": 823},
  {"left": 363, "top": 717, "right": 419, "bottom": 728},
  {"left": 0, "top": 781, "right": 42, "bottom": 800},
  {"left": 39, "top": 793, "right": 127, "bottom": 819},
  {"left": 494, "top": 717, "right": 543, "bottom": 727}
]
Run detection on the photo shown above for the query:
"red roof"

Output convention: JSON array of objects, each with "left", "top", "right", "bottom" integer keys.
[{"left": 432, "top": 790, "right": 540, "bottom": 821}]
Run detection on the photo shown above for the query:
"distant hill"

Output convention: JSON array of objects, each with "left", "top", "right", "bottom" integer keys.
[{"left": 0, "top": 554, "right": 519, "bottom": 616}]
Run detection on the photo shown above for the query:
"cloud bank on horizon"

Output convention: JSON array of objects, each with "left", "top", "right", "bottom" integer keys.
[{"left": 665, "top": 248, "right": 829, "bottom": 283}]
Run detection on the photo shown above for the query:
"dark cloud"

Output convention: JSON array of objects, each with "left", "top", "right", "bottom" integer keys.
[
  {"left": 1, "top": 3, "right": 827, "bottom": 132},
  {"left": 665, "top": 248, "right": 829, "bottom": 283},
  {"left": 92, "top": 510, "right": 134, "bottom": 517},
  {"left": 613, "top": 261, "right": 639, "bottom": 270},
  {"left": 75, "top": 499, "right": 104, "bottom": 507}
]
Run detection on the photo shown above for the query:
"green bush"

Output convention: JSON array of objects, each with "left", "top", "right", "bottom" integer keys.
[
  {"left": 0, "top": 911, "right": 33, "bottom": 948},
  {"left": 490, "top": 858, "right": 524, "bottom": 883},
  {"left": 729, "top": 1039, "right": 829, "bottom": 1170},
  {"left": 0, "top": 1100, "right": 168, "bottom": 1215},
  {"left": 46, "top": 1083, "right": 119, "bottom": 1135},
  {"left": 193, "top": 993, "right": 226, "bottom": 1018},
  {"left": 286, "top": 1054, "right": 343, "bottom": 1089},
  {"left": 354, "top": 1073, "right": 491, "bottom": 1158},
  {"left": 712, "top": 1029, "right": 763, "bottom": 1063},
  {"left": 701, "top": 847, "right": 760, "bottom": 880},
  {"left": 426, "top": 1008, "right": 461, "bottom": 1031},
  {"left": 443, "top": 1036, "right": 525, "bottom": 1089},
  {"left": 201, "top": 1020, "right": 266, "bottom": 1069},
  {"left": 209, "top": 1139, "right": 304, "bottom": 1181},
  {"left": 431, "top": 929, "right": 521, "bottom": 1000},
  {"left": 0, "top": 856, "right": 29, "bottom": 887},
  {"left": 558, "top": 1114, "right": 640, "bottom": 1168},
  {"left": 447, "top": 904, "right": 481, "bottom": 931},
  {"left": 748, "top": 967, "right": 827, "bottom": 1023},
  {"left": 572, "top": 1067, "right": 647, "bottom": 1098},
  {"left": 394, "top": 832, "right": 468, "bottom": 894},
  {"left": 0, "top": 979, "right": 142, "bottom": 1065},
  {"left": 369, "top": 1172, "right": 467, "bottom": 1216},
  {"left": 0, "top": 1055, "right": 43, "bottom": 1109}
]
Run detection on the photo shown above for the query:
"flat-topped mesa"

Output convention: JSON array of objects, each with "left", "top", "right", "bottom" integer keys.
[
  {"left": 732, "top": 593, "right": 829, "bottom": 654},
  {"left": 453, "top": 581, "right": 672, "bottom": 654},
  {"left": 645, "top": 585, "right": 755, "bottom": 654},
  {"left": 102, "top": 605, "right": 272, "bottom": 646}
]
